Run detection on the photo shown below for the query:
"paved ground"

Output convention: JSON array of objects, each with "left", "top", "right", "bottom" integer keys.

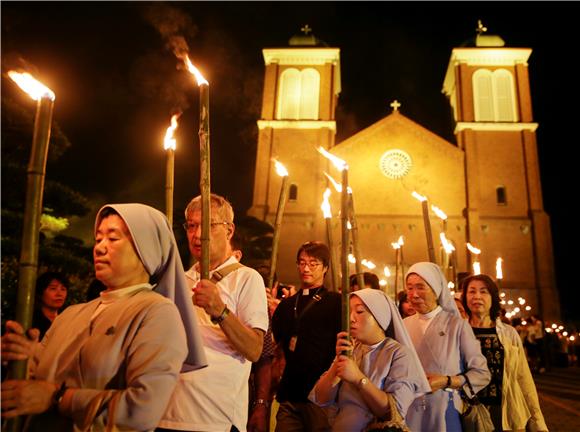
[{"left": 534, "top": 366, "right": 580, "bottom": 432}]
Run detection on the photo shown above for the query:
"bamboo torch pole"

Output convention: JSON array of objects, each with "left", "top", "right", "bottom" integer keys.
[
  {"left": 268, "top": 160, "right": 289, "bottom": 289},
  {"left": 7, "top": 70, "right": 55, "bottom": 432}
]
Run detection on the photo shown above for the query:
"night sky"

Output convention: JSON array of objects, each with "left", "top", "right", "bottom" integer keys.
[{"left": 2, "top": 2, "right": 578, "bottom": 321}]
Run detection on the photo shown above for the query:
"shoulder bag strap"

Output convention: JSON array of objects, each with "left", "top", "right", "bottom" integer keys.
[{"left": 210, "top": 262, "right": 244, "bottom": 283}]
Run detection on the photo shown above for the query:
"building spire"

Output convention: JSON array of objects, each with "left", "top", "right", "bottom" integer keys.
[{"left": 476, "top": 20, "right": 488, "bottom": 36}]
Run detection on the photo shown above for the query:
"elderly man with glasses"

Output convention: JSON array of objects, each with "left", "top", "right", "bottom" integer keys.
[
  {"left": 271, "top": 241, "right": 341, "bottom": 431},
  {"left": 159, "top": 194, "right": 268, "bottom": 432}
]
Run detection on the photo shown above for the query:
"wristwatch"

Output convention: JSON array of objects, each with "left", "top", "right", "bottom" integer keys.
[
  {"left": 253, "top": 398, "right": 269, "bottom": 409},
  {"left": 357, "top": 376, "right": 369, "bottom": 389},
  {"left": 52, "top": 382, "right": 68, "bottom": 409},
  {"left": 211, "top": 305, "right": 230, "bottom": 324},
  {"left": 445, "top": 375, "right": 452, "bottom": 389}
]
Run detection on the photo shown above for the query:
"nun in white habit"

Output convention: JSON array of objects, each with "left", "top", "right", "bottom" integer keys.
[
  {"left": 404, "top": 262, "right": 491, "bottom": 432},
  {"left": 309, "top": 288, "right": 430, "bottom": 431}
]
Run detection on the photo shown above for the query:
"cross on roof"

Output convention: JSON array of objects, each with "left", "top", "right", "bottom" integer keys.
[
  {"left": 390, "top": 100, "right": 401, "bottom": 112},
  {"left": 476, "top": 20, "right": 488, "bottom": 35},
  {"left": 301, "top": 24, "right": 312, "bottom": 35}
]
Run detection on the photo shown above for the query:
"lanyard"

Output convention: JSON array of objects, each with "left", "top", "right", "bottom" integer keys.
[{"left": 292, "top": 287, "right": 324, "bottom": 332}]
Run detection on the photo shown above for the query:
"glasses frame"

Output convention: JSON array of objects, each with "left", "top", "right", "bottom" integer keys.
[
  {"left": 296, "top": 260, "right": 323, "bottom": 269},
  {"left": 182, "top": 221, "right": 230, "bottom": 232}
]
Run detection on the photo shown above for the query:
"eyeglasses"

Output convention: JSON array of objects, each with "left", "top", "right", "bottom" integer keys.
[
  {"left": 297, "top": 260, "right": 323, "bottom": 269},
  {"left": 183, "top": 221, "right": 230, "bottom": 232}
]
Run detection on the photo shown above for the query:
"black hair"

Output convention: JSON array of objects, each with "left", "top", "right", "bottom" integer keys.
[
  {"left": 35, "top": 271, "right": 69, "bottom": 310},
  {"left": 296, "top": 241, "right": 330, "bottom": 270},
  {"left": 349, "top": 272, "right": 380, "bottom": 290},
  {"left": 460, "top": 274, "right": 501, "bottom": 321}
]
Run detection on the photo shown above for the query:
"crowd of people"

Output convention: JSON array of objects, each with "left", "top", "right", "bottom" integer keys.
[{"left": 1, "top": 193, "right": 552, "bottom": 431}]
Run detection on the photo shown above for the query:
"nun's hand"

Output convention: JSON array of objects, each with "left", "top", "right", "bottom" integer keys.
[
  {"left": 335, "top": 354, "right": 364, "bottom": 385},
  {"left": 426, "top": 373, "right": 449, "bottom": 392},
  {"left": 335, "top": 331, "right": 352, "bottom": 357},
  {"left": 1, "top": 321, "right": 39, "bottom": 365},
  {"left": 193, "top": 279, "right": 225, "bottom": 318},
  {"left": 1, "top": 379, "right": 57, "bottom": 418}
]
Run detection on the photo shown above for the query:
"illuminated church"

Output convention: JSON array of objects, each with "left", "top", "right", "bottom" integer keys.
[{"left": 248, "top": 26, "right": 560, "bottom": 320}]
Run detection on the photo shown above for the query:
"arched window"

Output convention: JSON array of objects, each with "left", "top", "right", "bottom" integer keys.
[
  {"left": 299, "top": 69, "right": 320, "bottom": 119},
  {"left": 472, "top": 68, "right": 518, "bottom": 122},
  {"left": 277, "top": 69, "right": 300, "bottom": 119},
  {"left": 493, "top": 69, "right": 517, "bottom": 121},
  {"left": 496, "top": 186, "right": 507, "bottom": 205},
  {"left": 289, "top": 184, "right": 298, "bottom": 201},
  {"left": 276, "top": 68, "right": 320, "bottom": 120},
  {"left": 473, "top": 69, "right": 494, "bottom": 121}
]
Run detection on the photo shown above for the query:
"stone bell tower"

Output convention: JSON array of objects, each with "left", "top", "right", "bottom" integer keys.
[
  {"left": 442, "top": 22, "right": 560, "bottom": 320},
  {"left": 248, "top": 26, "right": 341, "bottom": 284}
]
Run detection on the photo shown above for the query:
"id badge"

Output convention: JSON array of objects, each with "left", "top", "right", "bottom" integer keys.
[{"left": 289, "top": 335, "right": 298, "bottom": 352}]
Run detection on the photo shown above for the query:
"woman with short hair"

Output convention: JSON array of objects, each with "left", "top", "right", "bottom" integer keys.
[{"left": 461, "top": 274, "right": 548, "bottom": 432}]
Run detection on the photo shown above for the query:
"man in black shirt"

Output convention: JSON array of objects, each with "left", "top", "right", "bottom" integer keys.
[{"left": 271, "top": 241, "right": 341, "bottom": 431}]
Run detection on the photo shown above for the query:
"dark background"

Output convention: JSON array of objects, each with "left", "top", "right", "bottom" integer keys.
[{"left": 2, "top": 2, "right": 577, "bottom": 321}]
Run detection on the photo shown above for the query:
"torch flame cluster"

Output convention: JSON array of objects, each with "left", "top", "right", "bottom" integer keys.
[
  {"left": 8, "top": 71, "right": 55, "bottom": 101},
  {"left": 183, "top": 55, "right": 208, "bottom": 86},
  {"left": 164, "top": 113, "right": 181, "bottom": 150},
  {"left": 318, "top": 147, "right": 347, "bottom": 171}
]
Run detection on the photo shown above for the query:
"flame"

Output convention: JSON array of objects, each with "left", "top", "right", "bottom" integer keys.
[
  {"left": 496, "top": 257, "right": 503, "bottom": 279},
  {"left": 348, "top": 254, "right": 356, "bottom": 264},
  {"left": 163, "top": 113, "right": 181, "bottom": 150},
  {"left": 361, "top": 259, "right": 376, "bottom": 270},
  {"left": 391, "top": 242, "right": 401, "bottom": 250},
  {"left": 440, "top": 233, "right": 455, "bottom": 254},
  {"left": 398, "top": 236, "right": 404, "bottom": 246},
  {"left": 273, "top": 159, "right": 289, "bottom": 177},
  {"left": 183, "top": 55, "right": 208, "bottom": 86},
  {"left": 412, "top": 191, "right": 427, "bottom": 202},
  {"left": 347, "top": 220, "right": 352, "bottom": 230},
  {"left": 324, "top": 172, "right": 352, "bottom": 194},
  {"left": 431, "top": 205, "right": 447, "bottom": 220},
  {"left": 318, "top": 147, "right": 348, "bottom": 171},
  {"left": 8, "top": 71, "right": 55, "bottom": 101},
  {"left": 321, "top": 188, "right": 332, "bottom": 219},
  {"left": 473, "top": 261, "right": 481, "bottom": 275},
  {"left": 383, "top": 266, "right": 391, "bottom": 277},
  {"left": 448, "top": 281, "right": 455, "bottom": 289},
  {"left": 466, "top": 242, "right": 481, "bottom": 255}
]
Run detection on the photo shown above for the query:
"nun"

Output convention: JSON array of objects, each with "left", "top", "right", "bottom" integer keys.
[
  {"left": 1, "top": 204, "right": 207, "bottom": 431},
  {"left": 310, "top": 288, "right": 431, "bottom": 431},
  {"left": 403, "top": 262, "right": 490, "bottom": 431}
]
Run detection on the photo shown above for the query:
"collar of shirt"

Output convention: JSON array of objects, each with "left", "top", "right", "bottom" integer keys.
[
  {"left": 418, "top": 305, "right": 442, "bottom": 321},
  {"left": 99, "top": 283, "right": 153, "bottom": 304}
]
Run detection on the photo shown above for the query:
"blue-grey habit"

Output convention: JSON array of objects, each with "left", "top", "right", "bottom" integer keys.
[{"left": 404, "top": 310, "right": 491, "bottom": 431}]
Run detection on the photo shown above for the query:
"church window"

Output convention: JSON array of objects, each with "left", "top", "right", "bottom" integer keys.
[
  {"left": 379, "top": 149, "right": 412, "bottom": 179},
  {"left": 493, "top": 70, "right": 517, "bottom": 121},
  {"left": 289, "top": 184, "right": 298, "bottom": 201},
  {"left": 496, "top": 186, "right": 507, "bottom": 205},
  {"left": 473, "top": 70, "right": 494, "bottom": 121},
  {"left": 473, "top": 69, "right": 518, "bottom": 122},
  {"left": 276, "top": 68, "right": 320, "bottom": 120}
]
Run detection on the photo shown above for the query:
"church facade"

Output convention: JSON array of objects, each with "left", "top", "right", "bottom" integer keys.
[{"left": 248, "top": 31, "right": 560, "bottom": 320}]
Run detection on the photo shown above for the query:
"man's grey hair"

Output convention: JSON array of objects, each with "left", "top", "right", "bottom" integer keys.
[{"left": 185, "top": 193, "right": 234, "bottom": 223}]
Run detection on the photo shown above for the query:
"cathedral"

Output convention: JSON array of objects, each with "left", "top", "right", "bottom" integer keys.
[{"left": 248, "top": 27, "right": 560, "bottom": 321}]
